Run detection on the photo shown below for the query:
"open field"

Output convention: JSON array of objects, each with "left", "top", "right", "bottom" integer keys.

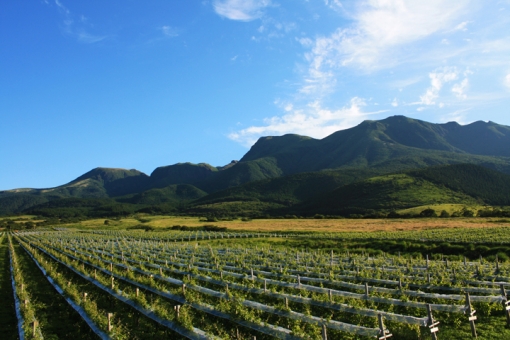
[{"left": 43, "top": 215, "right": 510, "bottom": 233}]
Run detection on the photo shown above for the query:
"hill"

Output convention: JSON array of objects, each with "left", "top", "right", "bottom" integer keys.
[
  {"left": 3, "top": 115, "right": 510, "bottom": 217},
  {"left": 296, "top": 164, "right": 510, "bottom": 217}
]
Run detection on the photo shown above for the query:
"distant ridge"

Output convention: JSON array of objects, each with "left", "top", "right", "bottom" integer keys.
[{"left": 2, "top": 115, "right": 510, "bottom": 217}]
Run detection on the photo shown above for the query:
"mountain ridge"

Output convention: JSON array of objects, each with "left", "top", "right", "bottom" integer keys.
[{"left": 3, "top": 115, "right": 510, "bottom": 217}]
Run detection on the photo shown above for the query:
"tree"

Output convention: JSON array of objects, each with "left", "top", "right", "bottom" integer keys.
[
  {"left": 420, "top": 208, "right": 437, "bottom": 217},
  {"left": 439, "top": 210, "right": 450, "bottom": 218}
]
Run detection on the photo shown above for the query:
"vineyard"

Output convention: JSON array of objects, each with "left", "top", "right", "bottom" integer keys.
[{"left": 2, "top": 228, "right": 510, "bottom": 339}]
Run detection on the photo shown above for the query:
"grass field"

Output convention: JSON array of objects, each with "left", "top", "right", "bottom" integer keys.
[{"left": 42, "top": 215, "right": 510, "bottom": 233}]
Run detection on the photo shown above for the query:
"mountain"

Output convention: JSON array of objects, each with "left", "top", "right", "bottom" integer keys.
[
  {"left": 240, "top": 116, "right": 510, "bottom": 174},
  {"left": 2, "top": 115, "right": 510, "bottom": 217}
]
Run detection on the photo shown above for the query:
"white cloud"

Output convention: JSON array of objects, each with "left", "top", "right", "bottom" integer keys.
[
  {"left": 298, "top": 1, "right": 471, "bottom": 98},
  {"left": 454, "top": 21, "right": 469, "bottom": 31},
  {"left": 318, "top": 1, "right": 469, "bottom": 68},
  {"left": 418, "top": 67, "right": 459, "bottom": 105},
  {"left": 391, "top": 98, "right": 398, "bottom": 107},
  {"left": 452, "top": 78, "right": 469, "bottom": 99},
  {"left": 161, "top": 26, "right": 179, "bottom": 37},
  {"left": 213, "top": 0, "right": 271, "bottom": 21},
  {"left": 505, "top": 73, "right": 510, "bottom": 89},
  {"left": 228, "top": 97, "right": 379, "bottom": 146}
]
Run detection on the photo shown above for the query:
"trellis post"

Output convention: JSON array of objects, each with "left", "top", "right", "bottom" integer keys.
[
  {"left": 377, "top": 314, "right": 392, "bottom": 339},
  {"left": 107, "top": 313, "right": 113, "bottom": 331},
  {"left": 321, "top": 324, "right": 328, "bottom": 340},
  {"left": 32, "top": 320, "right": 38, "bottom": 337},
  {"left": 465, "top": 292, "right": 477, "bottom": 338},
  {"left": 500, "top": 284, "right": 510, "bottom": 326},
  {"left": 426, "top": 304, "right": 439, "bottom": 340}
]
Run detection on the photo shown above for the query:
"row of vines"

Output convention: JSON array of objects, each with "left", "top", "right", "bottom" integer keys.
[{"left": 2, "top": 229, "right": 509, "bottom": 339}]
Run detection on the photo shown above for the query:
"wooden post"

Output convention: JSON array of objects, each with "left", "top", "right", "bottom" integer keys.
[
  {"left": 111, "top": 277, "right": 114, "bottom": 289},
  {"left": 108, "top": 313, "right": 113, "bottom": 332},
  {"left": 500, "top": 284, "right": 510, "bottom": 326},
  {"left": 83, "top": 292, "right": 88, "bottom": 302},
  {"left": 33, "top": 320, "right": 38, "bottom": 336},
  {"left": 321, "top": 324, "right": 328, "bottom": 340},
  {"left": 426, "top": 304, "right": 439, "bottom": 340},
  {"left": 136, "top": 287, "right": 139, "bottom": 297},
  {"left": 174, "top": 305, "right": 181, "bottom": 318},
  {"left": 378, "top": 314, "right": 392, "bottom": 339},
  {"left": 329, "top": 289, "right": 333, "bottom": 303},
  {"left": 285, "top": 297, "right": 289, "bottom": 309},
  {"left": 465, "top": 292, "right": 477, "bottom": 338},
  {"left": 365, "top": 282, "right": 369, "bottom": 298}
]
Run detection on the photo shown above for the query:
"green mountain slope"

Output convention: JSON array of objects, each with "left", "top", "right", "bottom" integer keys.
[
  {"left": 408, "top": 164, "right": 510, "bottom": 205},
  {"left": 150, "top": 163, "right": 218, "bottom": 188},
  {"left": 298, "top": 164, "right": 510, "bottom": 216},
  {"left": 191, "top": 168, "right": 379, "bottom": 207},
  {"left": 118, "top": 184, "right": 207, "bottom": 205}
]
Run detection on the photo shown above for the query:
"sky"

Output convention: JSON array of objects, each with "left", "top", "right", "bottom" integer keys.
[{"left": 2, "top": 0, "right": 510, "bottom": 190}]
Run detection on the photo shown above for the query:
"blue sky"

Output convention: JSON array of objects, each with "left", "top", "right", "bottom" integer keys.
[{"left": 2, "top": 0, "right": 510, "bottom": 190}]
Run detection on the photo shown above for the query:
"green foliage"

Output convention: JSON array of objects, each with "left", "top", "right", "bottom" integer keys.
[{"left": 408, "top": 163, "right": 510, "bottom": 205}]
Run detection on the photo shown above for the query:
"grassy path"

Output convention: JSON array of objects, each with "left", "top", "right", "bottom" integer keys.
[
  {"left": 12, "top": 239, "right": 99, "bottom": 340},
  {"left": 0, "top": 234, "right": 18, "bottom": 340}
]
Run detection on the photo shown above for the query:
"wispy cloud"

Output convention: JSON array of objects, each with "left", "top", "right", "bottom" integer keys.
[
  {"left": 160, "top": 26, "right": 179, "bottom": 37},
  {"left": 213, "top": 0, "right": 271, "bottom": 21},
  {"left": 439, "top": 109, "right": 473, "bottom": 125},
  {"left": 228, "top": 97, "right": 381, "bottom": 146},
  {"left": 418, "top": 67, "right": 459, "bottom": 105},
  {"left": 416, "top": 67, "right": 471, "bottom": 107},
  {"left": 505, "top": 73, "right": 510, "bottom": 90},
  {"left": 52, "top": 0, "right": 108, "bottom": 43},
  {"left": 300, "top": 1, "right": 471, "bottom": 95}
]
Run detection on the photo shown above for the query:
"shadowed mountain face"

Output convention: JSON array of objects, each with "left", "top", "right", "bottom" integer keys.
[
  {"left": 2, "top": 116, "right": 510, "bottom": 216},
  {"left": 240, "top": 116, "right": 510, "bottom": 174}
]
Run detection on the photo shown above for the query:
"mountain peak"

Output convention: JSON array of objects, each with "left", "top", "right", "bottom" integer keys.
[{"left": 70, "top": 167, "right": 147, "bottom": 185}]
